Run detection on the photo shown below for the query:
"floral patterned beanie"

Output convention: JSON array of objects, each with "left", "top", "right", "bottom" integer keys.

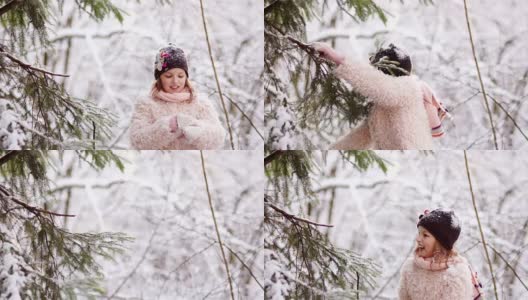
[{"left": 154, "top": 43, "right": 188, "bottom": 80}]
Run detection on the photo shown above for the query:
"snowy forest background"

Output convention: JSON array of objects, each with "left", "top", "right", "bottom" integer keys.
[
  {"left": 1, "top": 150, "right": 264, "bottom": 299},
  {"left": 1, "top": 0, "right": 263, "bottom": 150},
  {"left": 265, "top": 0, "right": 528, "bottom": 150},
  {"left": 265, "top": 150, "right": 528, "bottom": 299}
]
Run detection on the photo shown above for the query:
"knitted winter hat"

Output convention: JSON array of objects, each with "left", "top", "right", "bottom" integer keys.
[
  {"left": 154, "top": 44, "right": 188, "bottom": 80},
  {"left": 417, "top": 209, "right": 461, "bottom": 250},
  {"left": 370, "top": 43, "right": 412, "bottom": 77}
]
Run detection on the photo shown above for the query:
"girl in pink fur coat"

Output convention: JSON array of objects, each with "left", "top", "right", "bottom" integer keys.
[
  {"left": 314, "top": 43, "right": 448, "bottom": 150},
  {"left": 399, "top": 209, "right": 482, "bottom": 300},
  {"left": 130, "top": 44, "right": 225, "bottom": 150}
]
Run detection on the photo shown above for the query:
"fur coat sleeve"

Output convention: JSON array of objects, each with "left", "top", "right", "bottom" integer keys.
[
  {"left": 438, "top": 264, "right": 474, "bottom": 299},
  {"left": 175, "top": 98, "right": 226, "bottom": 149},
  {"left": 129, "top": 100, "right": 179, "bottom": 150},
  {"left": 334, "top": 58, "right": 419, "bottom": 108}
]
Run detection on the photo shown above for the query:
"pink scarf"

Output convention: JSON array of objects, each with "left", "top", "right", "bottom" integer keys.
[
  {"left": 421, "top": 81, "right": 449, "bottom": 138},
  {"left": 150, "top": 82, "right": 194, "bottom": 103},
  {"left": 413, "top": 253, "right": 465, "bottom": 271}
]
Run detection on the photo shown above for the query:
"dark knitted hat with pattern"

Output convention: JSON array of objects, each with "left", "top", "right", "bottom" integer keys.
[
  {"left": 417, "top": 209, "right": 461, "bottom": 250},
  {"left": 370, "top": 43, "right": 412, "bottom": 77},
  {"left": 154, "top": 44, "right": 188, "bottom": 80}
]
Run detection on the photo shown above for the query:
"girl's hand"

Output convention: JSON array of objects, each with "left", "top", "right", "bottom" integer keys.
[
  {"left": 312, "top": 42, "right": 345, "bottom": 65},
  {"left": 169, "top": 116, "right": 179, "bottom": 133}
]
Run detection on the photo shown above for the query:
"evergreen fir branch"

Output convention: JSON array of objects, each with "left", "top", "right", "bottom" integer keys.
[
  {"left": 1, "top": 187, "right": 76, "bottom": 217},
  {"left": 271, "top": 34, "right": 372, "bottom": 138},
  {"left": 75, "top": 150, "right": 125, "bottom": 172},
  {"left": 265, "top": 196, "right": 334, "bottom": 227},
  {"left": 265, "top": 194, "right": 380, "bottom": 298},
  {"left": 339, "top": 0, "right": 387, "bottom": 24},
  {"left": 265, "top": 150, "right": 314, "bottom": 203},
  {"left": 0, "top": 0, "right": 127, "bottom": 148},
  {"left": 0, "top": 151, "right": 125, "bottom": 202},
  {"left": 0, "top": 49, "right": 69, "bottom": 77},
  {"left": 0, "top": 150, "right": 18, "bottom": 166},
  {"left": 0, "top": 0, "right": 21, "bottom": 18},
  {"left": 0, "top": 182, "right": 131, "bottom": 298},
  {"left": 74, "top": 0, "right": 125, "bottom": 23},
  {"left": 339, "top": 150, "right": 388, "bottom": 173},
  {"left": 0, "top": 59, "right": 116, "bottom": 148},
  {"left": 264, "top": 150, "right": 285, "bottom": 166}
]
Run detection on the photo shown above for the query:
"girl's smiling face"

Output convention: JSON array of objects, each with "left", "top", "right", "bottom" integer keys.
[
  {"left": 415, "top": 226, "right": 439, "bottom": 258},
  {"left": 160, "top": 68, "right": 187, "bottom": 93}
]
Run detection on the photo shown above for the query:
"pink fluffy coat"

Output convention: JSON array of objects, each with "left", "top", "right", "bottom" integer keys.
[
  {"left": 398, "top": 255, "right": 474, "bottom": 300},
  {"left": 130, "top": 95, "right": 225, "bottom": 150},
  {"left": 330, "top": 58, "right": 433, "bottom": 150}
]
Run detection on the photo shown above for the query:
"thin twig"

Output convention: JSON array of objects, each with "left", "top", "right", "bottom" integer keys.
[
  {"left": 223, "top": 244, "right": 264, "bottom": 291},
  {"left": 199, "top": 0, "right": 235, "bottom": 149},
  {"left": 200, "top": 151, "right": 235, "bottom": 300},
  {"left": 486, "top": 94, "right": 528, "bottom": 142},
  {"left": 488, "top": 244, "right": 528, "bottom": 292},
  {"left": 463, "top": 151, "right": 499, "bottom": 300},
  {"left": 463, "top": 0, "right": 498, "bottom": 149},
  {"left": 218, "top": 92, "right": 264, "bottom": 141},
  {"left": 108, "top": 223, "right": 160, "bottom": 299},
  {"left": 157, "top": 241, "right": 217, "bottom": 297}
]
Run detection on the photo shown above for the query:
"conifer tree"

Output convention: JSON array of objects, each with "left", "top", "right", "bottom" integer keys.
[
  {"left": 0, "top": 0, "right": 125, "bottom": 149},
  {"left": 0, "top": 150, "right": 130, "bottom": 298},
  {"left": 264, "top": 0, "right": 434, "bottom": 149},
  {"left": 264, "top": 150, "right": 388, "bottom": 298}
]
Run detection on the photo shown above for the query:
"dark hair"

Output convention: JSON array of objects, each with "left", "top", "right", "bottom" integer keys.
[{"left": 370, "top": 43, "right": 412, "bottom": 77}]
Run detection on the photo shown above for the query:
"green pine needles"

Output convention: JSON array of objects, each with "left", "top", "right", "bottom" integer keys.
[
  {"left": 1, "top": 185, "right": 131, "bottom": 299},
  {"left": 0, "top": 0, "right": 126, "bottom": 149},
  {"left": 0, "top": 150, "right": 130, "bottom": 298},
  {"left": 264, "top": 0, "right": 388, "bottom": 148},
  {"left": 265, "top": 0, "right": 435, "bottom": 147},
  {"left": 264, "top": 150, "right": 388, "bottom": 298},
  {"left": 265, "top": 202, "right": 380, "bottom": 298}
]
